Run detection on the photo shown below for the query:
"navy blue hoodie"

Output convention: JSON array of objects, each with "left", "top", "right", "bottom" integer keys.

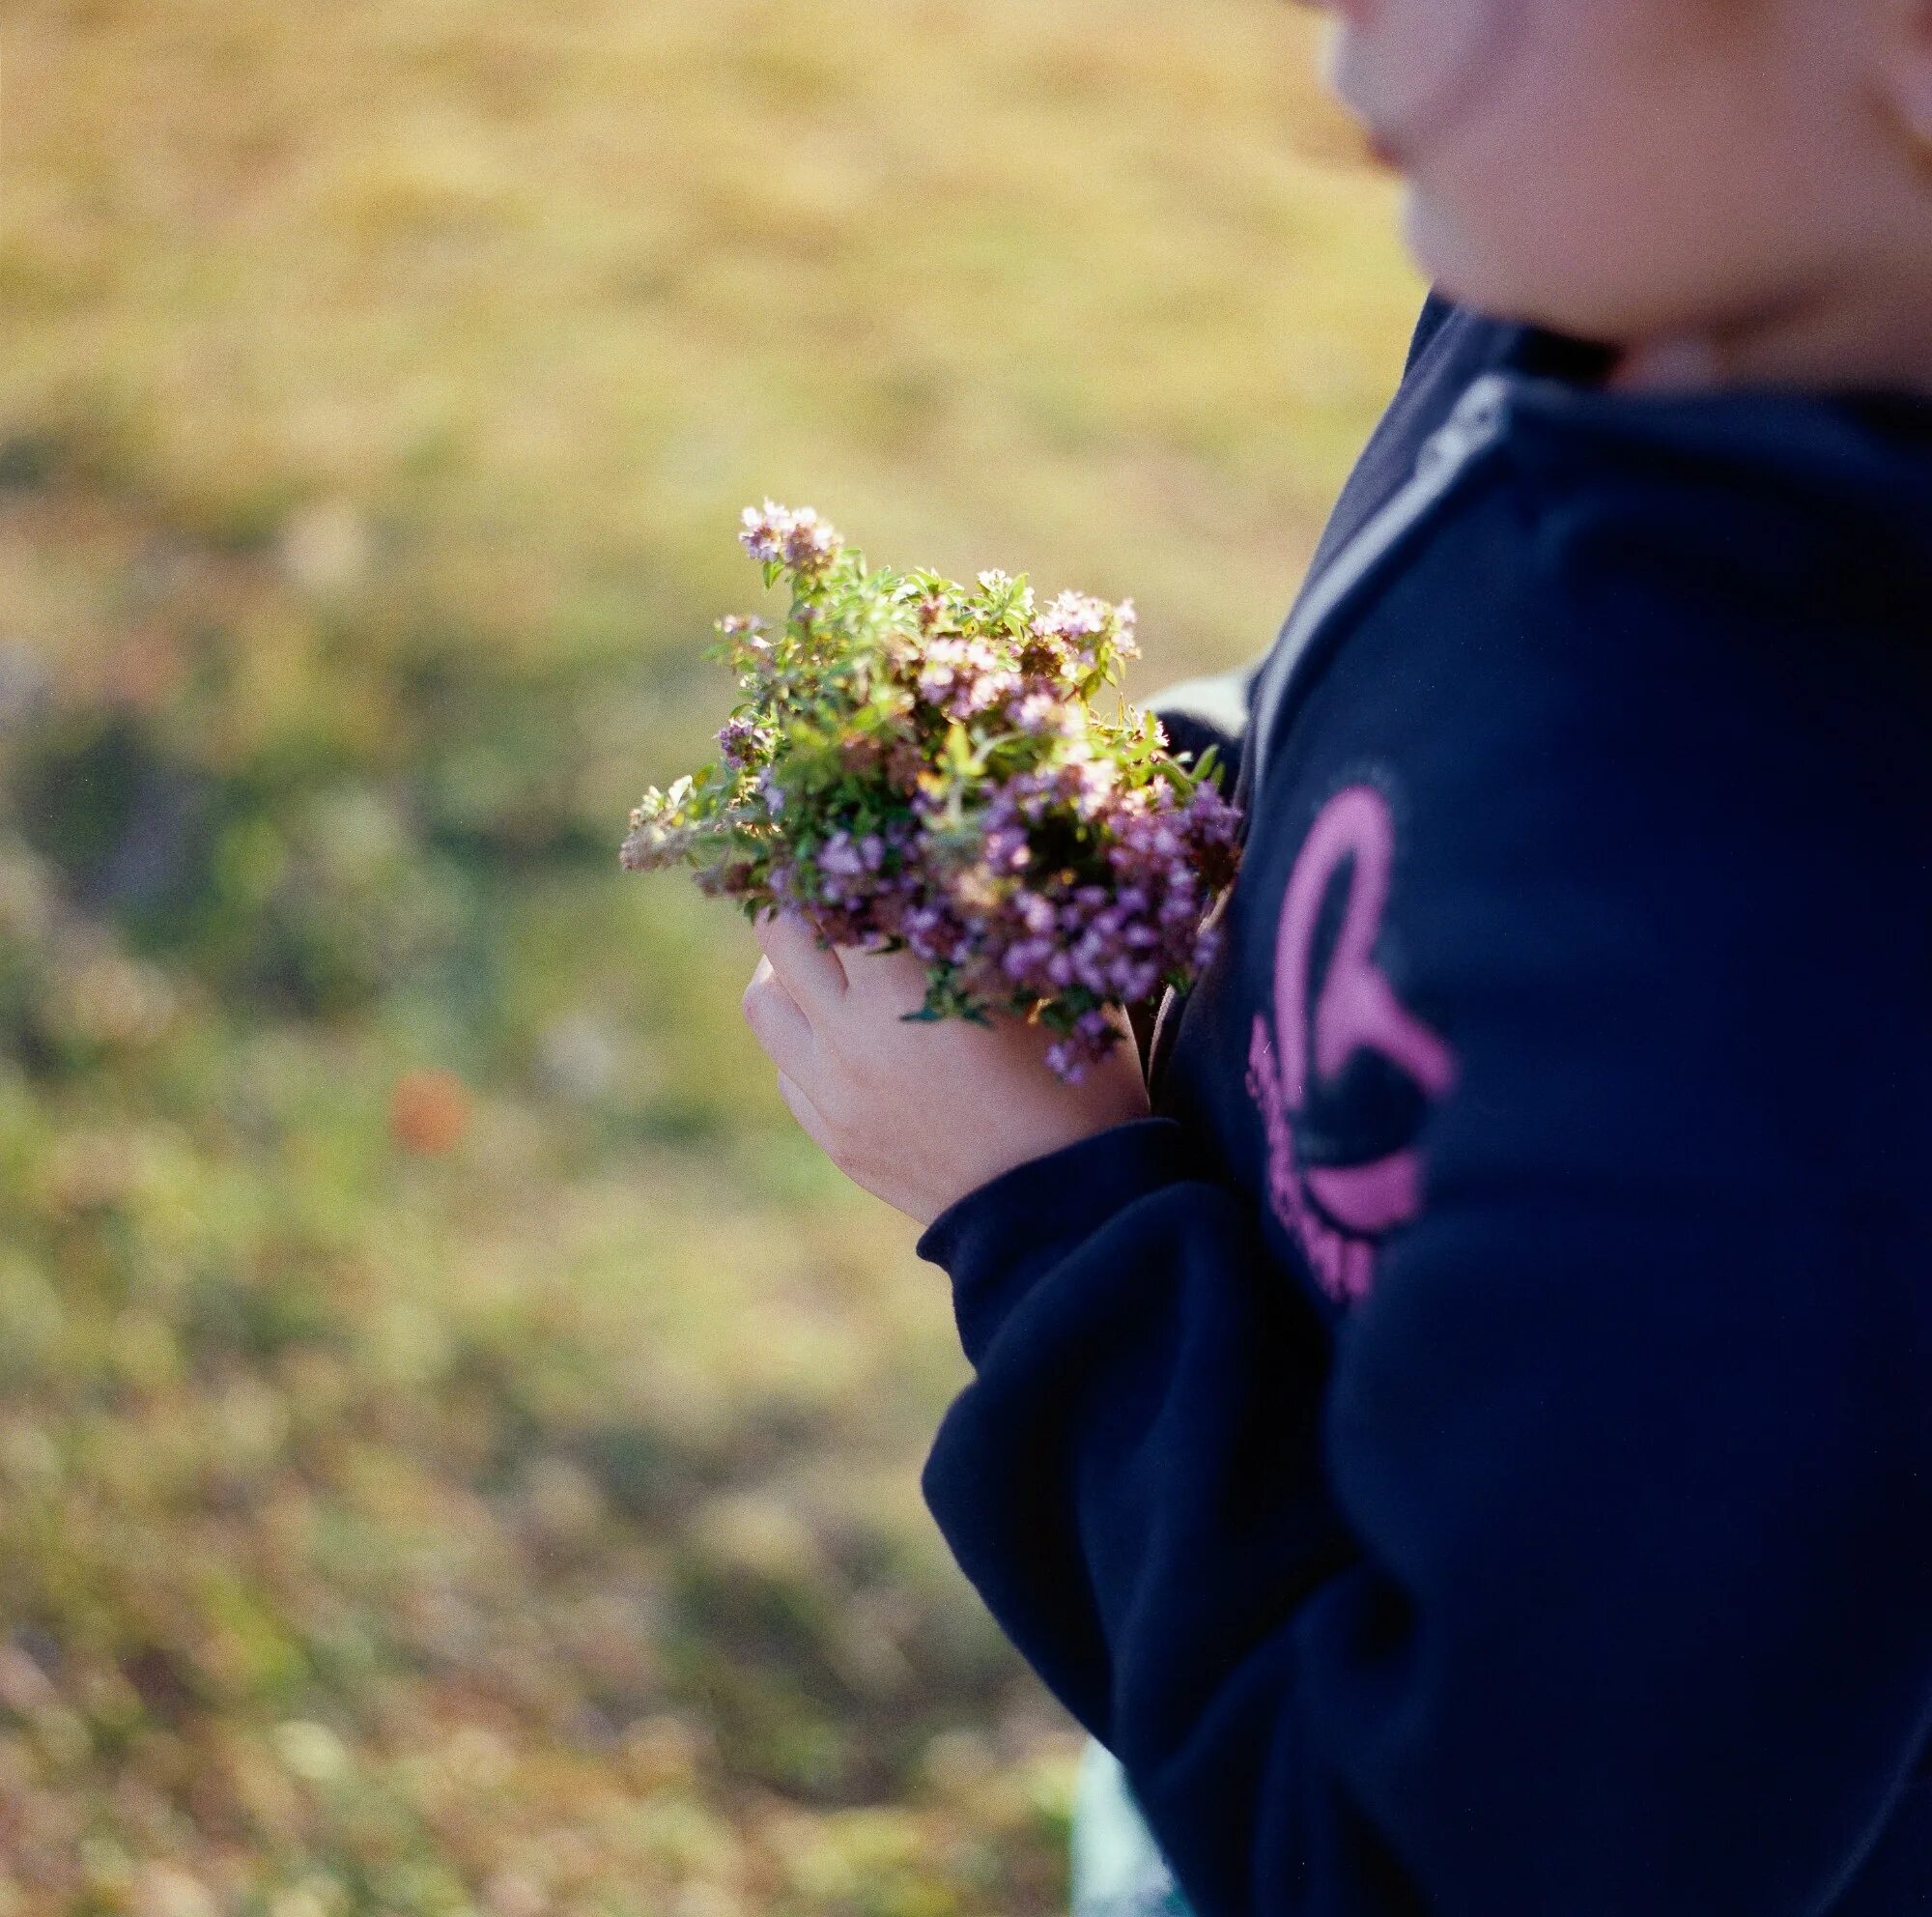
[{"left": 914, "top": 297, "right": 1932, "bottom": 1916}]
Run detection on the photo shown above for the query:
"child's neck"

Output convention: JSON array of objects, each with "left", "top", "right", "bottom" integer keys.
[{"left": 1606, "top": 272, "right": 1932, "bottom": 398}]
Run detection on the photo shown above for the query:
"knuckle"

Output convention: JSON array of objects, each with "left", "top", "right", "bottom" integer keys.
[{"left": 742, "top": 986, "right": 776, "bottom": 1048}]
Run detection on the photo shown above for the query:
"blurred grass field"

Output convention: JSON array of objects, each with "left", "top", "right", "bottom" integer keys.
[{"left": 0, "top": 2, "right": 1422, "bottom": 1909}]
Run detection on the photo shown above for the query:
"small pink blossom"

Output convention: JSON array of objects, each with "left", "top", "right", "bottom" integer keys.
[{"left": 738, "top": 500, "right": 844, "bottom": 575}]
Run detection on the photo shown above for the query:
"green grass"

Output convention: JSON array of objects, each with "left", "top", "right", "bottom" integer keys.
[{"left": 0, "top": 0, "right": 1421, "bottom": 1907}]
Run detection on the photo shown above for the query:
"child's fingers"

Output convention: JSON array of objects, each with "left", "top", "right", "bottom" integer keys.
[
  {"left": 741, "top": 956, "right": 816, "bottom": 1077},
  {"left": 753, "top": 904, "right": 848, "bottom": 1010},
  {"left": 829, "top": 941, "right": 930, "bottom": 1024},
  {"left": 775, "top": 1069, "right": 838, "bottom": 1159}
]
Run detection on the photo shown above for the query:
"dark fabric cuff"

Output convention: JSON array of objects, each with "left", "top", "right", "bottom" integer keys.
[{"left": 915, "top": 1116, "right": 1201, "bottom": 1365}]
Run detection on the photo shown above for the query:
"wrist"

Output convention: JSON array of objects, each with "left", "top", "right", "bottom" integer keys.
[{"left": 917, "top": 1115, "right": 1201, "bottom": 1363}]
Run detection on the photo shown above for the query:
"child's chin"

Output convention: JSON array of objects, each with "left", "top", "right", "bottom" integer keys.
[
  {"left": 1400, "top": 192, "right": 1560, "bottom": 331},
  {"left": 1399, "top": 191, "right": 1485, "bottom": 307}
]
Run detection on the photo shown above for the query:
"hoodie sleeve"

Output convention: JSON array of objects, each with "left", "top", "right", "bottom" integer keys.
[
  {"left": 915, "top": 509, "right": 1932, "bottom": 1917},
  {"left": 1148, "top": 661, "right": 1260, "bottom": 785}
]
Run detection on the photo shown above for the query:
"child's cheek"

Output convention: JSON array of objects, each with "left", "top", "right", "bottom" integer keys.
[
  {"left": 1371, "top": 0, "right": 1845, "bottom": 347},
  {"left": 1324, "top": 0, "right": 1532, "bottom": 163}
]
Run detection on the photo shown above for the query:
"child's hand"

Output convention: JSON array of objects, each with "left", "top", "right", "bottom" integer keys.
[{"left": 742, "top": 907, "right": 1152, "bottom": 1229}]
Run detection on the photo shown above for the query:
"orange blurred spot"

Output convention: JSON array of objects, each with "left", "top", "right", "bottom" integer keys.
[{"left": 389, "top": 1068, "right": 471, "bottom": 1156}]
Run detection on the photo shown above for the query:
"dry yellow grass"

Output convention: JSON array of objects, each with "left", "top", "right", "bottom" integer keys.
[{"left": 3, "top": 0, "right": 1418, "bottom": 672}]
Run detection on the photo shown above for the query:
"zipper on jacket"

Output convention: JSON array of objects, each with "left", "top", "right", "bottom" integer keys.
[
  {"left": 1240, "top": 370, "right": 1517, "bottom": 805},
  {"left": 1146, "top": 371, "right": 1516, "bottom": 1106}
]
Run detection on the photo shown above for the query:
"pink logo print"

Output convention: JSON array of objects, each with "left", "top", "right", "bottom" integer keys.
[{"left": 1246, "top": 784, "right": 1456, "bottom": 1306}]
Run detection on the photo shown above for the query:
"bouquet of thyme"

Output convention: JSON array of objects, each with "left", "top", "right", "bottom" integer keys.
[{"left": 622, "top": 501, "right": 1243, "bottom": 1082}]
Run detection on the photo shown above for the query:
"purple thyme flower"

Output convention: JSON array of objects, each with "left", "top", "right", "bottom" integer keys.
[
  {"left": 1007, "top": 688, "right": 1077, "bottom": 737},
  {"left": 781, "top": 506, "right": 841, "bottom": 573},
  {"left": 739, "top": 501, "right": 844, "bottom": 576},
  {"left": 1028, "top": 590, "right": 1140, "bottom": 669},
  {"left": 818, "top": 829, "right": 879, "bottom": 878},
  {"left": 718, "top": 714, "right": 770, "bottom": 767}
]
